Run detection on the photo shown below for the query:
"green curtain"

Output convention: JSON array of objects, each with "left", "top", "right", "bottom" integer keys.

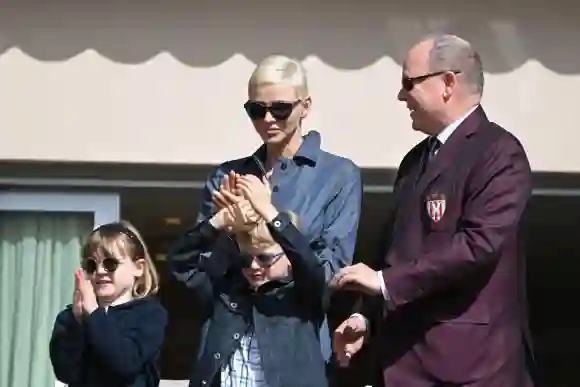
[{"left": 0, "top": 211, "right": 93, "bottom": 387}]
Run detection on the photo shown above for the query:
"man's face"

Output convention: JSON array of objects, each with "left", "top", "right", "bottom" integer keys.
[{"left": 397, "top": 41, "right": 448, "bottom": 135}]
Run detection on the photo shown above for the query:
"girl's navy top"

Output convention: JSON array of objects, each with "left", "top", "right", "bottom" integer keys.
[{"left": 49, "top": 296, "right": 167, "bottom": 387}]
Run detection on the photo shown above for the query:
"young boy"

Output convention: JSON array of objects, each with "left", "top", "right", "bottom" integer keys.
[{"left": 169, "top": 174, "right": 328, "bottom": 387}]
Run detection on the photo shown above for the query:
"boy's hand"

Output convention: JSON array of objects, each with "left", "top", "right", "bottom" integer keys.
[
  {"left": 210, "top": 199, "right": 260, "bottom": 232},
  {"left": 223, "top": 200, "right": 260, "bottom": 232}
]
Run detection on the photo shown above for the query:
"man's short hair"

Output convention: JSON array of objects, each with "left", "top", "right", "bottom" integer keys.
[{"left": 427, "top": 34, "right": 484, "bottom": 95}]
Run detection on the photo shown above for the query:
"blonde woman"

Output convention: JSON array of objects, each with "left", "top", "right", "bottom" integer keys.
[{"left": 170, "top": 55, "right": 362, "bottom": 386}]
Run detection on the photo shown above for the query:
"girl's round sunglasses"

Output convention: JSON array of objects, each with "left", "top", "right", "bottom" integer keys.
[
  {"left": 83, "top": 256, "right": 120, "bottom": 275},
  {"left": 244, "top": 100, "right": 300, "bottom": 121}
]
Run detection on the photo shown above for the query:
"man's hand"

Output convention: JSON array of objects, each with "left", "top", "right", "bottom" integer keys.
[
  {"left": 330, "top": 263, "right": 382, "bottom": 296},
  {"left": 333, "top": 315, "right": 368, "bottom": 367}
]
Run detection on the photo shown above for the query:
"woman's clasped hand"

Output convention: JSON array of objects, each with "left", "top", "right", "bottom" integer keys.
[{"left": 210, "top": 171, "right": 278, "bottom": 232}]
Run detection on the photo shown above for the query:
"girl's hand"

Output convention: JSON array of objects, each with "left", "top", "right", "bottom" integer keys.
[
  {"left": 75, "top": 269, "right": 99, "bottom": 315},
  {"left": 236, "top": 175, "right": 278, "bottom": 221},
  {"left": 72, "top": 286, "right": 83, "bottom": 323}
]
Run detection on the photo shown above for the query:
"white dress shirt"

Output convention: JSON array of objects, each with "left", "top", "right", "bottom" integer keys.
[{"left": 221, "top": 330, "right": 268, "bottom": 387}]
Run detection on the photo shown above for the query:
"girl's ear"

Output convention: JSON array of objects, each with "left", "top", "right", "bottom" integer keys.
[{"left": 133, "top": 258, "right": 145, "bottom": 278}]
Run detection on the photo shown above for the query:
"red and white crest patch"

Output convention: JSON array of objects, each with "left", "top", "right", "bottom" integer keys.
[{"left": 426, "top": 193, "right": 446, "bottom": 222}]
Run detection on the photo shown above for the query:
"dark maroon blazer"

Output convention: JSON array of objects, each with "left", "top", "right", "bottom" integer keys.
[{"left": 375, "top": 106, "right": 533, "bottom": 385}]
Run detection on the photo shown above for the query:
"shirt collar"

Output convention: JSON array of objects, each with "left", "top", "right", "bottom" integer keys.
[
  {"left": 436, "top": 105, "right": 479, "bottom": 144},
  {"left": 246, "top": 130, "right": 321, "bottom": 168}
]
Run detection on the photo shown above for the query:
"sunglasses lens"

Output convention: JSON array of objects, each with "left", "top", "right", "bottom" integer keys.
[
  {"left": 83, "top": 257, "right": 119, "bottom": 274},
  {"left": 269, "top": 102, "right": 294, "bottom": 120},
  {"left": 102, "top": 258, "right": 119, "bottom": 273},
  {"left": 255, "top": 255, "right": 269, "bottom": 266},
  {"left": 239, "top": 254, "right": 253, "bottom": 268},
  {"left": 83, "top": 259, "right": 97, "bottom": 274},
  {"left": 244, "top": 102, "right": 267, "bottom": 120},
  {"left": 402, "top": 78, "right": 413, "bottom": 91}
]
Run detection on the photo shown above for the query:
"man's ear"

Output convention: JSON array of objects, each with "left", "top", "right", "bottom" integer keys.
[{"left": 301, "top": 96, "right": 312, "bottom": 118}]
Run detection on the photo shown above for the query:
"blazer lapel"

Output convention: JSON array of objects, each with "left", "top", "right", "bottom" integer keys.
[
  {"left": 393, "top": 141, "right": 428, "bottom": 203},
  {"left": 416, "top": 106, "right": 489, "bottom": 193}
]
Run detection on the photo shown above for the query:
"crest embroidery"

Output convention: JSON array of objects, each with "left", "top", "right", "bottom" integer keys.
[{"left": 426, "top": 193, "right": 446, "bottom": 222}]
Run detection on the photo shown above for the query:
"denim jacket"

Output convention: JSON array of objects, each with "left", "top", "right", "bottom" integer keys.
[
  {"left": 168, "top": 212, "right": 329, "bottom": 387},
  {"left": 194, "top": 131, "right": 363, "bottom": 362}
]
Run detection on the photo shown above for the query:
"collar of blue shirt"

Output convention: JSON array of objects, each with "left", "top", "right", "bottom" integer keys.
[{"left": 245, "top": 130, "right": 322, "bottom": 169}]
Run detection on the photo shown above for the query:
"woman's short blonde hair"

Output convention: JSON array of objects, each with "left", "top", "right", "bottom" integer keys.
[
  {"left": 248, "top": 55, "right": 309, "bottom": 99},
  {"left": 81, "top": 220, "right": 160, "bottom": 298}
]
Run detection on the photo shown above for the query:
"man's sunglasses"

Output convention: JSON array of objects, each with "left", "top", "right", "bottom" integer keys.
[
  {"left": 244, "top": 100, "right": 301, "bottom": 121},
  {"left": 83, "top": 256, "right": 120, "bottom": 275},
  {"left": 402, "top": 70, "right": 462, "bottom": 91},
  {"left": 240, "top": 251, "right": 285, "bottom": 268}
]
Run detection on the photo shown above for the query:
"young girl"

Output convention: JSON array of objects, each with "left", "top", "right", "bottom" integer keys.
[
  {"left": 49, "top": 221, "right": 167, "bottom": 387},
  {"left": 169, "top": 173, "right": 329, "bottom": 387}
]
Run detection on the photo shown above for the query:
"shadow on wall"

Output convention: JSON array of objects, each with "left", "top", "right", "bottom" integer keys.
[{"left": 0, "top": 0, "right": 579, "bottom": 74}]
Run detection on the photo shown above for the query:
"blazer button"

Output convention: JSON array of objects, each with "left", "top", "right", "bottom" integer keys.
[
  {"left": 201, "top": 381, "right": 207, "bottom": 386},
  {"left": 233, "top": 333, "right": 240, "bottom": 339},
  {"left": 281, "top": 162, "right": 287, "bottom": 170},
  {"left": 230, "top": 302, "right": 237, "bottom": 309},
  {"left": 273, "top": 186, "right": 279, "bottom": 192},
  {"left": 214, "top": 352, "right": 221, "bottom": 360}
]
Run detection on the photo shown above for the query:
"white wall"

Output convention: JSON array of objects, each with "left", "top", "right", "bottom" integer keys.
[{"left": 0, "top": 0, "right": 578, "bottom": 172}]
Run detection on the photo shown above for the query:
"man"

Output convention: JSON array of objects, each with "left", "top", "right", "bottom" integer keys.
[{"left": 331, "top": 34, "right": 534, "bottom": 387}]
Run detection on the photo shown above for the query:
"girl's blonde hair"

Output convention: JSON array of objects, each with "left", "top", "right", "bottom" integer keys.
[
  {"left": 81, "top": 220, "right": 160, "bottom": 298},
  {"left": 248, "top": 55, "right": 309, "bottom": 99}
]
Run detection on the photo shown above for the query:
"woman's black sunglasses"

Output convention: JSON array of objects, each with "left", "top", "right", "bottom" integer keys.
[
  {"left": 244, "top": 100, "right": 301, "bottom": 121},
  {"left": 240, "top": 252, "right": 284, "bottom": 268},
  {"left": 83, "top": 256, "right": 120, "bottom": 275}
]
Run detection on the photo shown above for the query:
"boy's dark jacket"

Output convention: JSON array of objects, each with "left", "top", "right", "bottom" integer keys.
[
  {"left": 49, "top": 296, "right": 167, "bottom": 387},
  {"left": 168, "top": 212, "right": 329, "bottom": 387}
]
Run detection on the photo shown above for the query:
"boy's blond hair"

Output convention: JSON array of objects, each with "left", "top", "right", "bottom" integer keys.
[
  {"left": 81, "top": 220, "right": 160, "bottom": 298},
  {"left": 238, "top": 212, "right": 301, "bottom": 250}
]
